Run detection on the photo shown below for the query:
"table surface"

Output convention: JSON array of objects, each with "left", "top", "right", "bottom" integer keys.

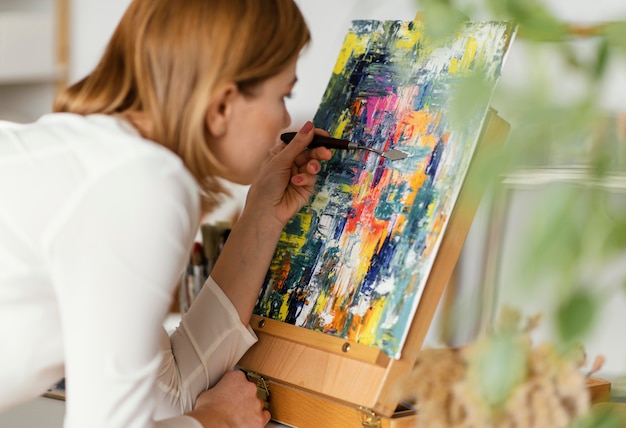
[
  {"left": 4, "top": 396, "right": 626, "bottom": 427},
  {"left": 0, "top": 396, "right": 288, "bottom": 427}
]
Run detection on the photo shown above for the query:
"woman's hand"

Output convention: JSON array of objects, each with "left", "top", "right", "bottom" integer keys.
[
  {"left": 187, "top": 370, "right": 270, "bottom": 428},
  {"left": 244, "top": 121, "right": 332, "bottom": 226},
  {"left": 210, "top": 121, "right": 332, "bottom": 324}
]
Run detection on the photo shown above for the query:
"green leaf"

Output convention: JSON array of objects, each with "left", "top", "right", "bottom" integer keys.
[
  {"left": 484, "top": 0, "right": 506, "bottom": 17},
  {"left": 516, "top": 185, "right": 583, "bottom": 287},
  {"left": 606, "top": 21, "right": 626, "bottom": 52},
  {"left": 421, "top": 3, "right": 467, "bottom": 42},
  {"left": 468, "top": 333, "right": 528, "bottom": 410},
  {"left": 572, "top": 404, "right": 626, "bottom": 428},
  {"left": 503, "top": 0, "right": 569, "bottom": 41},
  {"left": 448, "top": 73, "right": 493, "bottom": 130},
  {"left": 588, "top": 190, "right": 626, "bottom": 257},
  {"left": 556, "top": 290, "right": 596, "bottom": 344},
  {"left": 594, "top": 36, "right": 610, "bottom": 79}
]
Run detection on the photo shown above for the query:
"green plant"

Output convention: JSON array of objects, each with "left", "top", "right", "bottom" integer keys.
[{"left": 413, "top": 0, "right": 626, "bottom": 424}]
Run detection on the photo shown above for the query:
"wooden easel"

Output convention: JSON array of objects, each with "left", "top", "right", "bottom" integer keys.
[{"left": 237, "top": 109, "right": 511, "bottom": 428}]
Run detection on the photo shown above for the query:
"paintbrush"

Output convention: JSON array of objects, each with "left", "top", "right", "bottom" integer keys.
[{"left": 280, "top": 132, "right": 409, "bottom": 161}]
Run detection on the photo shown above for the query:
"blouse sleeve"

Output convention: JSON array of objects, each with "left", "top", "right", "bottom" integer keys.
[
  {"left": 153, "top": 277, "right": 258, "bottom": 417},
  {"left": 45, "top": 153, "right": 201, "bottom": 428}
]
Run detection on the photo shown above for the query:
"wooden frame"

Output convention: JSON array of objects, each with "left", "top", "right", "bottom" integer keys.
[
  {"left": 55, "top": 0, "right": 69, "bottom": 91},
  {"left": 238, "top": 110, "right": 511, "bottom": 427}
]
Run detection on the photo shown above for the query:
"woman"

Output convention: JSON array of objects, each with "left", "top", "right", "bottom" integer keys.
[{"left": 0, "top": 0, "right": 331, "bottom": 427}]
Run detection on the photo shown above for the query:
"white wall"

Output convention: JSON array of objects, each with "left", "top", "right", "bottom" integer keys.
[{"left": 68, "top": 0, "right": 130, "bottom": 83}]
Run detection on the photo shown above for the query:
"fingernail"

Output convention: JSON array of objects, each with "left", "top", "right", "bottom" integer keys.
[
  {"left": 292, "top": 175, "right": 304, "bottom": 184},
  {"left": 300, "top": 121, "right": 314, "bottom": 134}
]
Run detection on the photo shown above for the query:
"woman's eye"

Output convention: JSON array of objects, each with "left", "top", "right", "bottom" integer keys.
[{"left": 283, "top": 93, "right": 293, "bottom": 100}]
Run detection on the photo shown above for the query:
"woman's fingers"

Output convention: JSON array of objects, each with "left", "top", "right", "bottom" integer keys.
[
  {"left": 306, "top": 159, "right": 321, "bottom": 174},
  {"left": 293, "top": 145, "right": 332, "bottom": 170},
  {"left": 290, "top": 169, "right": 317, "bottom": 186},
  {"left": 290, "top": 151, "right": 331, "bottom": 187},
  {"left": 280, "top": 121, "right": 315, "bottom": 158},
  {"left": 278, "top": 125, "right": 332, "bottom": 167}
]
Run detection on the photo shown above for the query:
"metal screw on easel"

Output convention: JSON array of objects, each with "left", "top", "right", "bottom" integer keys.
[{"left": 357, "top": 406, "right": 381, "bottom": 428}]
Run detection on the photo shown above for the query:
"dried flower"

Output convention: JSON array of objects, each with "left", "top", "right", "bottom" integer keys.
[{"left": 397, "top": 307, "right": 593, "bottom": 427}]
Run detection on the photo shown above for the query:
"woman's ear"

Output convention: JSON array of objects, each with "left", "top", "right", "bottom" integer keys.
[{"left": 206, "top": 82, "right": 239, "bottom": 138}]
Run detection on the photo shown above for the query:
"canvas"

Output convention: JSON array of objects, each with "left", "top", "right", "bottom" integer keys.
[{"left": 254, "top": 19, "right": 516, "bottom": 358}]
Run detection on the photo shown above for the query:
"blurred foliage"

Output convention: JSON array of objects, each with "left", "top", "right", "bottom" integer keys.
[
  {"left": 556, "top": 289, "right": 598, "bottom": 345},
  {"left": 465, "top": 319, "right": 529, "bottom": 411},
  {"left": 414, "top": 0, "right": 626, "bottom": 424},
  {"left": 415, "top": 0, "right": 626, "bottom": 341},
  {"left": 572, "top": 404, "right": 626, "bottom": 428}
]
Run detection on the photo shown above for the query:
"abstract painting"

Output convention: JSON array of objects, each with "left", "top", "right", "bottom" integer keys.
[{"left": 254, "top": 19, "right": 516, "bottom": 358}]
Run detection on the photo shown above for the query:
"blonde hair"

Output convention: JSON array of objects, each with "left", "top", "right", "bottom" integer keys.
[{"left": 54, "top": 0, "right": 310, "bottom": 213}]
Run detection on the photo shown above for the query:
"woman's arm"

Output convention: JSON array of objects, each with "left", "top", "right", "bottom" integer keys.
[
  {"left": 156, "top": 123, "right": 330, "bottom": 425},
  {"left": 47, "top": 154, "right": 200, "bottom": 428}
]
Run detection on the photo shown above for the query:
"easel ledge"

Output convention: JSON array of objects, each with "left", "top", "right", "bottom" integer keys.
[{"left": 251, "top": 315, "right": 390, "bottom": 366}]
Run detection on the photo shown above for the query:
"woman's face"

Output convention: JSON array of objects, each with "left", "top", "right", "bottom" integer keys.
[{"left": 210, "top": 59, "right": 298, "bottom": 184}]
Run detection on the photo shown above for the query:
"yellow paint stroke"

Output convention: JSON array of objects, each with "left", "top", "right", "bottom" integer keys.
[
  {"left": 449, "top": 37, "right": 478, "bottom": 75},
  {"left": 423, "top": 210, "right": 447, "bottom": 258},
  {"left": 402, "top": 111, "right": 432, "bottom": 140},
  {"left": 278, "top": 292, "right": 291, "bottom": 320},
  {"left": 314, "top": 289, "right": 330, "bottom": 317},
  {"left": 401, "top": 170, "right": 427, "bottom": 212},
  {"left": 282, "top": 212, "right": 313, "bottom": 250},
  {"left": 394, "top": 109, "right": 441, "bottom": 150},
  {"left": 354, "top": 297, "right": 387, "bottom": 343},
  {"left": 332, "top": 109, "right": 351, "bottom": 139},
  {"left": 347, "top": 232, "right": 380, "bottom": 289},
  {"left": 393, "top": 21, "right": 423, "bottom": 51},
  {"left": 327, "top": 298, "right": 349, "bottom": 334},
  {"left": 333, "top": 33, "right": 369, "bottom": 75}
]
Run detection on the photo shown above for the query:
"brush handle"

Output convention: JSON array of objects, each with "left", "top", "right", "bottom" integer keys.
[{"left": 280, "top": 132, "right": 356, "bottom": 150}]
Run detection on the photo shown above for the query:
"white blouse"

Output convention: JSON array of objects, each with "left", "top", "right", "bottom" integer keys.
[{"left": 0, "top": 113, "right": 257, "bottom": 427}]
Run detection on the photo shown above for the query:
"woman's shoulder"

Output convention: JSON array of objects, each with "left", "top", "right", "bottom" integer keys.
[
  {"left": 34, "top": 112, "right": 155, "bottom": 150},
  {"left": 34, "top": 112, "right": 199, "bottom": 209},
  {"left": 37, "top": 113, "right": 192, "bottom": 179}
]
